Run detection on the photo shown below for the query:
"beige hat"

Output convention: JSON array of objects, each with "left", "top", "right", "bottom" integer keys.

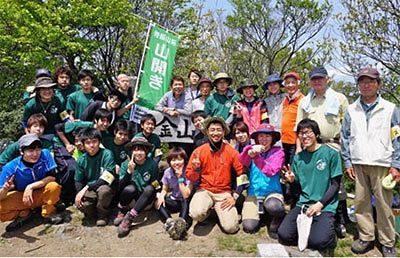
[
  {"left": 34, "top": 77, "right": 57, "bottom": 90},
  {"left": 125, "top": 136, "right": 154, "bottom": 153},
  {"left": 213, "top": 72, "right": 233, "bottom": 87},
  {"left": 201, "top": 116, "right": 230, "bottom": 135}
]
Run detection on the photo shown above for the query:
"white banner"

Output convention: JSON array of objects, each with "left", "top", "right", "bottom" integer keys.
[{"left": 130, "top": 104, "right": 194, "bottom": 143}]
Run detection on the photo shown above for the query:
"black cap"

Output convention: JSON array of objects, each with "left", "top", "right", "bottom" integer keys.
[{"left": 309, "top": 66, "right": 328, "bottom": 79}]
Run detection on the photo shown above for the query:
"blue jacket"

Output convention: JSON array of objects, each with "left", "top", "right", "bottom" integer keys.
[{"left": 0, "top": 149, "right": 56, "bottom": 191}]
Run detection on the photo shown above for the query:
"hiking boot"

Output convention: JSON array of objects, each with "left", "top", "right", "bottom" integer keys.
[
  {"left": 96, "top": 218, "right": 108, "bottom": 227},
  {"left": 335, "top": 223, "right": 346, "bottom": 239},
  {"left": 44, "top": 213, "right": 64, "bottom": 225},
  {"left": 117, "top": 213, "right": 133, "bottom": 238},
  {"left": 113, "top": 211, "right": 125, "bottom": 226},
  {"left": 170, "top": 218, "right": 187, "bottom": 240},
  {"left": 351, "top": 239, "right": 374, "bottom": 254},
  {"left": 164, "top": 218, "right": 175, "bottom": 233},
  {"left": 382, "top": 245, "right": 397, "bottom": 257},
  {"left": 6, "top": 213, "right": 33, "bottom": 232}
]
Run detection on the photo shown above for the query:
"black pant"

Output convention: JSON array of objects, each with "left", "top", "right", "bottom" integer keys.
[
  {"left": 158, "top": 196, "right": 191, "bottom": 225},
  {"left": 119, "top": 184, "right": 156, "bottom": 213},
  {"left": 281, "top": 143, "right": 300, "bottom": 207},
  {"left": 278, "top": 206, "right": 336, "bottom": 251},
  {"left": 53, "top": 146, "right": 76, "bottom": 205},
  {"left": 282, "top": 143, "right": 296, "bottom": 166}
]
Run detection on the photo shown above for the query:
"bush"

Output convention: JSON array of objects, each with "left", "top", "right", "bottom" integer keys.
[{"left": 0, "top": 109, "right": 24, "bottom": 141}]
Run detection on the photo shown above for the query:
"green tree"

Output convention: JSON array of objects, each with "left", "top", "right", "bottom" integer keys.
[
  {"left": 222, "top": 0, "right": 333, "bottom": 86},
  {"left": 338, "top": 0, "right": 400, "bottom": 104},
  {"left": 0, "top": 0, "right": 204, "bottom": 139}
]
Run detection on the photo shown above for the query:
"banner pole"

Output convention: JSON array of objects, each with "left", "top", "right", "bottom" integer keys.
[{"left": 133, "top": 22, "right": 153, "bottom": 100}]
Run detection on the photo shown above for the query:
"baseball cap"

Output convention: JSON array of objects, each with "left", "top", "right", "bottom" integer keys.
[
  {"left": 309, "top": 66, "right": 328, "bottom": 79},
  {"left": 18, "top": 134, "right": 41, "bottom": 149},
  {"left": 283, "top": 72, "right": 301, "bottom": 81},
  {"left": 357, "top": 67, "right": 380, "bottom": 80}
]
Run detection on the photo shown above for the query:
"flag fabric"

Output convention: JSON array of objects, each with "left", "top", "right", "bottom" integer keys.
[{"left": 137, "top": 25, "right": 180, "bottom": 109}]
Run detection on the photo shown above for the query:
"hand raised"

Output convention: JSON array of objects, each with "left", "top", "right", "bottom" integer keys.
[{"left": 282, "top": 165, "right": 295, "bottom": 183}]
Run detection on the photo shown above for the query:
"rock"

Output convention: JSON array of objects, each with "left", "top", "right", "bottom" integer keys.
[{"left": 257, "top": 243, "right": 289, "bottom": 257}]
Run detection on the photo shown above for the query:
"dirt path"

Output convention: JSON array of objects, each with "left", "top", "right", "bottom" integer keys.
[{"left": 0, "top": 206, "right": 391, "bottom": 257}]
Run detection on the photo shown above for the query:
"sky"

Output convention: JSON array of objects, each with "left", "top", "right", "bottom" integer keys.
[{"left": 202, "top": 0, "right": 354, "bottom": 82}]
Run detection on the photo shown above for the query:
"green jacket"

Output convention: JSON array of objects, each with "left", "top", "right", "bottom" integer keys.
[{"left": 204, "top": 89, "right": 239, "bottom": 119}]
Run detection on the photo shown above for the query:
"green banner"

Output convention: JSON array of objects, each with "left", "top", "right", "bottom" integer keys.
[{"left": 137, "top": 25, "right": 180, "bottom": 109}]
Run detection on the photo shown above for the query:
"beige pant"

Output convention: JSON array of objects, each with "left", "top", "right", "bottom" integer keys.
[
  {"left": 189, "top": 189, "right": 239, "bottom": 234},
  {"left": 242, "top": 194, "right": 284, "bottom": 220},
  {"left": 354, "top": 164, "right": 395, "bottom": 247}
]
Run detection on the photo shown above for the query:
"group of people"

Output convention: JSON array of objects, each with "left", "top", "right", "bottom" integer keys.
[{"left": 0, "top": 65, "right": 399, "bottom": 256}]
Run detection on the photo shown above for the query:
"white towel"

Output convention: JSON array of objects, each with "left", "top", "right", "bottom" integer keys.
[{"left": 301, "top": 87, "right": 340, "bottom": 116}]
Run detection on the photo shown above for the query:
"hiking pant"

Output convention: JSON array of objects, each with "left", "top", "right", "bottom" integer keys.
[
  {"left": 0, "top": 182, "right": 61, "bottom": 221},
  {"left": 53, "top": 146, "right": 76, "bottom": 205},
  {"left": 278, "top": 206, "right": 336, "bottom": 251},
  {"left": 189, "top": 189, "right": 239, "bottom": 234},
  {"left": 78, "top": 185, "right": 114, "bottom": 219},
  {"left": 242, "top": 194, "right": 285, "bottom": 233},
  {"left": 119, "top": 184, "right": 156, "bottom": 213},
  {"left": 158, "top": 196, "right": 191, "bottom": 225},
  {"left": 354, "top": 164, "right": 395, "bottom": 247}
]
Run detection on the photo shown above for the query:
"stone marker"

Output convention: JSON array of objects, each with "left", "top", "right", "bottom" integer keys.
[{"left": 257, "top": 243, "right": 289, "bottom": 257}]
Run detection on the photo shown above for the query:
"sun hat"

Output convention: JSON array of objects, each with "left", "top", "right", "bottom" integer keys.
[
  {"left": 197, "top": 77, "right": 213, "bottom": 90},
  {"left": 213, "top": 72, "right": 233, "bottom": 87},
  {"left": 34, "top": 77, "right": 57, "bottom": 90},
  {"left": 201, "top": 116, "right": 230, "bottom": 135},
  {"left": 251, "top": 123, "right": 281, "bottom": 144},
  {"left": 236, "top": 79, "right": 258, "bottom": 94},
  {"left": 262, "top": 74, "right": 283, "bottom": 90},
  {"left": 125, "top": 136, "right": 154, "bottom": 153}
]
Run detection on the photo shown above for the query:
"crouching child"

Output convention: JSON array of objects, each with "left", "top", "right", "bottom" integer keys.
[
  {"left": 156, "top": 147, "right": 193, "bottom": 240},
  {"left": 116, "top": 137, "right": 159, "bottom": 237},
  {"left": 74, "top": 128, "right": 116, "bottom": 227},
  {"left": 0, "top": 134, "right": 62, "bottom": 232}
]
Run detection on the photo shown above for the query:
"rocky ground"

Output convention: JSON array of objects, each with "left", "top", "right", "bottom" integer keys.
[{"left": 0, "top": 206, "right": 394, "bottom": 257}]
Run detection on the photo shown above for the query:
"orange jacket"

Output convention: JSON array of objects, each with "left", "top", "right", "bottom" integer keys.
[
  {"left": 282, "top": 92, "right": 303, "bottom": 144},
  {"left": 186, "top": 143, "right": 245, "bottom": 193}
]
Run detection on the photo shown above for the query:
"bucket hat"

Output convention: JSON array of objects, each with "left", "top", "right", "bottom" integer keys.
[
  {"left": 213, "top": 72, "right": 233, "bottom": 87},
  {"left": 201, "top": 116, "right": 230, "bottom": 135},
  {"left": 125, "top": 136, "right": 154, "bottom": 153},
  {"left": 34, "top": 77, "right": 57, "bottom": 90},
  {"left": 251, "top": 123, "right": 281, "bottom": 144},
  {"left": 197, "top": 77, "right": 213, "bottom": 90},
  {"left": 236, "top": 79, "right": 258, "bottom": 94},
  {"left": 262, "top": 74, "right": 283, "bottom": 90}
]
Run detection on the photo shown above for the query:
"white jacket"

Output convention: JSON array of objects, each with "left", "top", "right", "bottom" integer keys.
[{"left": 348, "top": 98, "right": 395, "bottom": 167}]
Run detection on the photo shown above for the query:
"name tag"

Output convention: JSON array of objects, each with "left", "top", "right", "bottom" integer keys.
[
  {"left": 261, "top": 112, "right": 269, "bottom": 121},
  {"left": 155, "top": 148, "right": 163, "bottom": 157},
  {"left": 391, "top": 125, "right": 400, "bottom": 141},
  {"left": 151, "top": 180, "right": 161, "bottom": 190},
  {"left": 100, "top": 170, "right": 115, "bottom": 184},
  {"left": 236, "top": 174, "right": 249, "bottom": 186}
]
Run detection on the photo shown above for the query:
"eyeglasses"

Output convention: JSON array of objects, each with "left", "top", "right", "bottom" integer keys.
[{"left": 298, "top": 130, "right": 314, "bottom": 137}]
